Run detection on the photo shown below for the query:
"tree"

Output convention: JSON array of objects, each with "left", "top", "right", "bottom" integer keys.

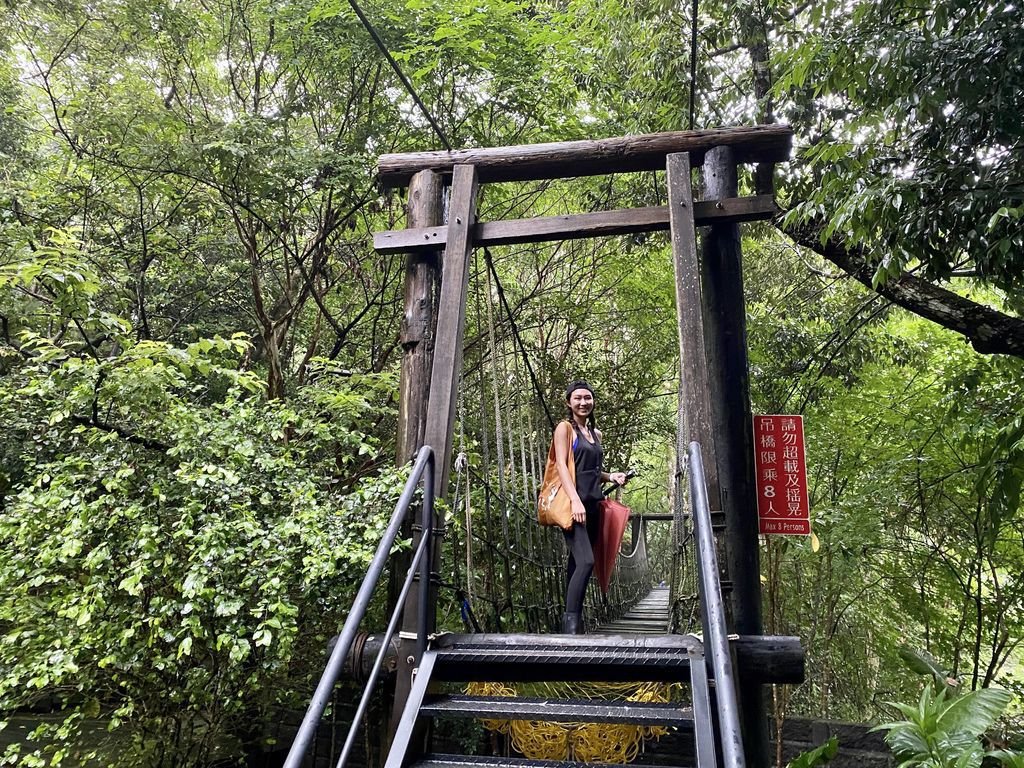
[
  {"left": 0, "top": 242, "right": 406, "bottom": 765},
  {"left": 747, "top": 230, "right": 1024, "bottom": 724},
  {"left": 712, "top": 0, "right": 1024, "bottom": 356},
  {"left": 3, "top": 0, "right": 424, "bottom": 396}
]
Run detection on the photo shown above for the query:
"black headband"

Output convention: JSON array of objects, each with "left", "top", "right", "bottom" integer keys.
[{"left": 565, "top": 380, "right": 594, "bottom": 399}]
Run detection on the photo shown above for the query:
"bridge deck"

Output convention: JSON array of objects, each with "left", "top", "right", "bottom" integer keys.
[{"left": 594, "top": 585, "right": 671, "bottom": 635}]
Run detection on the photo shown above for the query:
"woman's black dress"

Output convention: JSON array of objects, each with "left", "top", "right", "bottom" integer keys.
[{"left": 564, "top": 423, "right": 603, "bottom": 617}]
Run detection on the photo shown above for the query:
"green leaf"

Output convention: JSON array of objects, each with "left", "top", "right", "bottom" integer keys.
[
  {"left": 177, "top": 636, "right": 193, "bottom": 658},
  {"left": 898, "top": 646, "right": 955, "bottom": 689},
  {"left": 787, "top": 736, "right": 839, "bottom": 768},
  {"left": 937, "top": 688, "right": 1012, "bottom": 738}
]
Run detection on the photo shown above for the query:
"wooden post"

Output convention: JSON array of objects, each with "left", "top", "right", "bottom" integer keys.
[
  {"left": 701, "top": 144, "right": 769, "bottom": 768},
  {"left": 666, "top": 152, "right": 721, "bottom": 508},
  {"left": 389, "top": 167, "right": 442, "bottom": 626},
  {"left": 422, "top": 163, "right": 480, "bottom": 494},
  {"left": 390, "top": 165, "right": 479, "bottom": 744},
  {"left": 387, "top": 169, "right": 443, "bottom": 745},
  {"left": 396, "top": 170, "right": 444, "bottom": 465},
  {"left": 391, "top": 171, "right": 443, "bottom": 618}
]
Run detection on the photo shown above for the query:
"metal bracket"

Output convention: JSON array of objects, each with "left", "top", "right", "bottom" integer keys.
[{"left": 398, "top": 630, "right": 445, "bottom": 644}]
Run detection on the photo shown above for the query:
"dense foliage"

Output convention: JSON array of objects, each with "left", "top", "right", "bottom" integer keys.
[
  {"left": 1, "top": 0, "right": 1021, "bottom": 765},
  {"left": 0, "top": 238, "right": 404, "bottom": 766},
  {"left": 750, "top": 236, "right": 1024, "bottom": 720}
]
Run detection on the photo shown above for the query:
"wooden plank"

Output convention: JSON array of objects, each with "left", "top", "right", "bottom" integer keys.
[
  {"left": 732, "top": 635, "right": 804, "bottom": 684},
  {"left": 374, "top": 195, "right": 778, "bottom": 254},
  {"left": 377, "top": 124, "right": 793, "bottom": 187},
  {"left": 422, "top": 164, "right": 478, "bottom": 496}
]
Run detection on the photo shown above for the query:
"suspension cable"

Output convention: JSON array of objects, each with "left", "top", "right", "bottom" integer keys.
[
  {"left": 688, "top": 0, "right": 699, "bottom": 130},
  {"left": 345, "top": 0, "right": 453, "bottom": 150},
  {"left": 483, "top": 254, "right": 511, "bottom": 544},
  {"left": 483, "top": 248, "right": 556, "bottom": 430}
]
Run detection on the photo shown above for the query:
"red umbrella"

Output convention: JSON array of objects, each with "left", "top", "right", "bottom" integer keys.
[{"left": 594, "top": 498, "right": 631, "bottom": 594}]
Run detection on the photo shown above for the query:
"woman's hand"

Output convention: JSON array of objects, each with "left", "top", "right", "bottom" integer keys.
[
  {"left": 571, "top": 497, "right": 586, "bottom": 524},
  {"left": 608, "top": 471, "right": 628, "bottom": 487}
]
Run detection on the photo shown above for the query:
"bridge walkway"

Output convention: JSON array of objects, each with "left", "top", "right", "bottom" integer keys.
[{"left": 594, "top": 585, "right": 671, "bottom": 636}]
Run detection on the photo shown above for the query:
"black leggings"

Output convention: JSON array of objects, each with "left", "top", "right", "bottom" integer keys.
[{"left": 563, "top": 499, "right": 602, "bottom": 616}]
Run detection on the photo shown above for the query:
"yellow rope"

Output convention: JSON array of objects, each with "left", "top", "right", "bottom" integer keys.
[{"left": 465, "top": 681, "right": 678, "bottom": 763}]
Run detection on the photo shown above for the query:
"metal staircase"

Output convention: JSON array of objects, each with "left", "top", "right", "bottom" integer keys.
[
  {"left": 284, "top": 441, "right": 763, "bottom": 768},
  {"left": 359, "top": 128, "right": 799, "bottom": 768},
  {"left": 388, "top": 632, "right": 709, "bottom": 768}
]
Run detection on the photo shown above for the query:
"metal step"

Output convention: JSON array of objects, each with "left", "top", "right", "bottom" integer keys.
[
  {"left": 413, "top": 755, "right": 692, "bottom": 768},
  {"left": 421, "top": 694, "right": 694, "bottom": 728},
  {"left": 430, "top": 633, "right": 702, "bottom": 683}
]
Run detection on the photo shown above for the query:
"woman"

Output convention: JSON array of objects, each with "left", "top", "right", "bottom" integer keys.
[{"left": 553, "top": 380, "right": 628, "bottom": 634}]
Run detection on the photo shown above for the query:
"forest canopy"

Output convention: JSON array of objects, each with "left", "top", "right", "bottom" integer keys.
[{"left": 0, "top": 0, "right": 1022, "bottom": 765}]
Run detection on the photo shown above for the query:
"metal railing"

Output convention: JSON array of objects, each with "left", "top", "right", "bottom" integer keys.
[
  {"left": 283, "top": 446, "right": 436, "bottom": 768},
  {"left": 687, "top": 441, "right": 746, "bottom": 768}
]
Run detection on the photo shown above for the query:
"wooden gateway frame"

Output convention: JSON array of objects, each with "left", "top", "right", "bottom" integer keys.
[{"left": 377, "top": 123, "right": 793, "bottom": 768}]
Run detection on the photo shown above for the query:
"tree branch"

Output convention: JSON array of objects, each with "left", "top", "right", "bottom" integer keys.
[
  {"left": 781, "top": 218, "right": 1024, "bottom": 359},
  {"left": 69, "top": 415, "right": 170, "bottom": 451}
]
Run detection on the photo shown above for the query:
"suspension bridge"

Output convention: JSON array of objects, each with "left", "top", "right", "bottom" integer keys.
[{"left": 280, "top": 125, "right": 805, "bottom": 768}]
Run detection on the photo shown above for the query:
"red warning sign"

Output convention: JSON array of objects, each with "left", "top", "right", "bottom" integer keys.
[{"left": 753, "top": 415, "right": 810, "bottom": 535}]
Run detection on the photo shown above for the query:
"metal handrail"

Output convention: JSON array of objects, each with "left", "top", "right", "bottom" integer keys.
[
  {"left": 687, "top": 441, "right": 746, "bottom": 768},
  {"left": 282, "top": 446, "right": 436, "bottom": 768}
]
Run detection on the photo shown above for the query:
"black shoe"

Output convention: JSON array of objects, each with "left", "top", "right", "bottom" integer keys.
[{"left": 561, "top": 612, "right": 581, "bottom": 634}]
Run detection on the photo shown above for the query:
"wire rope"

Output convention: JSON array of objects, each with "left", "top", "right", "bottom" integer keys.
[
  {"left": 483, "top": 254, "right": 510, "bottom": 524},
  {"left": 483, "top": 249, "right": 555, "bottom": 429},
  {"left": 345, "top": 0, "right": 453, "bottom": 150},
  {"left": 455, "top": 401, "right": 474, "bottom": 606},
  {"left": 688, "top": 0, "right": 700, "bottom": 130}
]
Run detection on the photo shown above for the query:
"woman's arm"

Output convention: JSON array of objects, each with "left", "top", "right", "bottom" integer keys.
[{"left": 553, "top": 421, "right": 586, "bottom": 524}]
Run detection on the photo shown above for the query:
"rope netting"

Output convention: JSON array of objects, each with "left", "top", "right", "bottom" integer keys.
[
  {"left": 428, "top": 252, "right": 686, "bottom": 764},
  {"left": 464, "top": 680, "right": 681, "bottom": 763},
  {"left": 440, "top": 251, "right": 657, "bottom": 635}
]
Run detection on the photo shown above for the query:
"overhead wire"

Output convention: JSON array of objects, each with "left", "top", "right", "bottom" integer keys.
[
  {"left": 688, "top": 0, "right": 700, "bottom": 130},
  {"left": 345, "top": 0, "right": 453, "bottom": 150}
]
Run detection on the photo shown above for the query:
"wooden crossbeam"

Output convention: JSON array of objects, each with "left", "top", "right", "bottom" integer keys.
[
  {"left": 377, "top": 124, "right": 793, "bottom": 187},
  {"left": 374, "top": 195, "right": 777, "bottom": 254}
]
